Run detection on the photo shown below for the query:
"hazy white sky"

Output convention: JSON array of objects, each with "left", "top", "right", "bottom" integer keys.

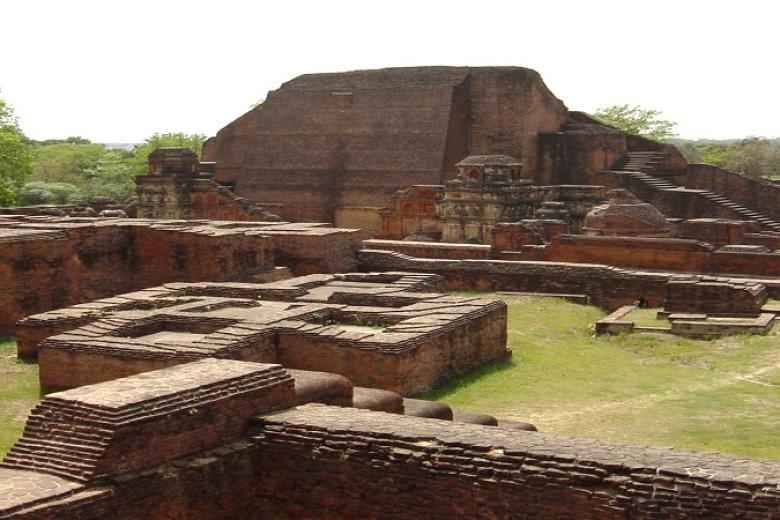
[{"left": 2, "top": 0, "right": 778, "bottom": 142}]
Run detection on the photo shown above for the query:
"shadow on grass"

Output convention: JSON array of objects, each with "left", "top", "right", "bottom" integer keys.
[{"left": 419, "top": 356, "right": 517, "bottom": 401}]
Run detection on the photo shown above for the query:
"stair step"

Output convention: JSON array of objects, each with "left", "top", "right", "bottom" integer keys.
[
  {"left": 2, "top": 455, "right": 93, "bottom": 480},
  {"left": 8, "top": 444, "right": 100, "bottom": 465},
  {"left": 8, "top": 437, "right": 104, "bottom": 455}
]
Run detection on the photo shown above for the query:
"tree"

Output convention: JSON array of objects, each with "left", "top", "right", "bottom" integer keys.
[
  {"left": 29, "top": 136, "right": 92, "bottom": 146},
  {"left": 0, "top": 95, "right": 33, "bottom": 206},
  {"left": 21, "top": 131, "right": 208, "bottom": 205},
  {"left": 671, "top": 137, "right": 780, "bottom": 179},
  {"left": 82, "top": 149, "right": 137, "bottom": 202},
  {"left": 18, "top": 181, "right": 84, "bottom": 205},
  {"left": 31, "top": 143, "right": 107, "bottom": 185},
  {"left": 593, "top": 104, "right": 677, "bottom": 142},
  {"left": 700, "top": 137, "right": 780, "bottom": 178}
]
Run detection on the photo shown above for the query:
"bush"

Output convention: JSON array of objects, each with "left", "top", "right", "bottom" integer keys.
[{"left": 18, "top": 181, "right": 85, "bottom": 205}]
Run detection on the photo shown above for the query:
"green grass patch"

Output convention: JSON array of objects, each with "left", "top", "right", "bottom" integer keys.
[
  {"left": 0, "top": 297, "right": 778, "bottom": 461},
  {"left": 624, "top": 307, "right": 670, "bottom": 328},
  {"left": 0, "top": 336, "right": 40, "bottom": 458},
  {"left": 422, "top": 294, "right": 780, "bottom": 460}
]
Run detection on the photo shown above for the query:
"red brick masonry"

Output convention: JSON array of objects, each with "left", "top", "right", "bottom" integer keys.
[
  {"left": 0, "top": 216, "right": 361, "bottom": 333},
  {"left": 1, "top": 362, "right": 778, "bottom": 519},
  {"left": 21, "top": 272, "right": 508, "bottom": 395}
]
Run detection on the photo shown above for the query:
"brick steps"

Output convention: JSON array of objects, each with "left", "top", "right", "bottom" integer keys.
[
  {"left": 5, "top": 445, "right": 99, "bottom": 468},
  {"left": 2, "top": 361, "right": 292, "bottom": 481},
  {"left": 1, "top": 455, "right": 95, "bottom": 481},
  {"left": 610, "top": 152, "right": 780, "bottom": 232}
]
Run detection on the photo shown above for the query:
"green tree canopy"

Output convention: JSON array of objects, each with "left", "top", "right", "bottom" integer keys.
[
  {"left": 18, "top": 181, "right": 84, "bottom": 205},
  {"left": 31, "top": 143, "right": 107, "bottom": 185},
  {"left": 29, "top": 136, "right": 92, "bottom": 146},
  {"left": 0, "top": 95, "right": 33, "bottom": 206},
  {"left": 19, "top": 131, "right": 207, "bottom": 205},
  {"left": 593, "top": 104, "right": 677, "bottom": 142}
]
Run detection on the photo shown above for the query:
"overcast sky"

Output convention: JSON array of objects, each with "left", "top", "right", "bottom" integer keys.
[{"left": 2, "top": 0, "right": 777, "bottom": 142}]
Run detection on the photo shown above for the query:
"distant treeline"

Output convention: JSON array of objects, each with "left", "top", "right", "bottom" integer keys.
[
  {"left": 672, "top": 137, "right": 780, "bottom": 178},
  {"left": 18, "top": 133, "right": 206, "bottom": 206}
]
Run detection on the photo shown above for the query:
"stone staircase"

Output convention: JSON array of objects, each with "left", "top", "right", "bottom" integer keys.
[
  {"left": 2, "top": 359, "right": 295, "bottom": 482},
  {"left": 607, "top": 152, "right": 780, "bottom": 232},
  {"left": 1, "top": 400, "right": 110, "bottom": 481}
]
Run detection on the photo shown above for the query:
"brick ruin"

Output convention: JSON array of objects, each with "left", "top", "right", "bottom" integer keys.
[
  {"left": 2, "top": 360, "right": 779, "bottom": 518},
  {"left": 201, "top": 66, "right": 584, "bottom": 227},
  {"left": 134, "top": 148, "right": 284, "bottom": 221},
  {"left": 203, "top": 66, "right": 777, "bottom": 237},
  {"left": 174, "top": 65, "right": 780, "bottom": 261},
  {"left": 0, "top": 215, "right": 361, "bottom": 333},
  {"left": 4, "top": 223, "right": 780, "bottom": 515},
  {"left": 2, "top": 64, "right": 780, "bottom": 517},
  {"left": 18, "top": 273, "right": 508, "bottom": 395}
]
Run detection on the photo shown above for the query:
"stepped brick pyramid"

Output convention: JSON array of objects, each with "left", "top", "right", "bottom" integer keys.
[{"left": 21, "top": 272, "right": 508, "bottom": 395}]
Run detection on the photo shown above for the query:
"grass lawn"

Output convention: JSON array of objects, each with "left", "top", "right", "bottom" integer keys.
[
  {"left": 0, "top": 336, "right": 39, "bottom": 458},
  {"left": 422, "top": 294, "right": 780, "bottom": 460},
  {"left": 624, "top": 307, "right": 670, "bottom": 328},
  {"left": 0, "top": 297, "right": 778, "bottom": 461}
]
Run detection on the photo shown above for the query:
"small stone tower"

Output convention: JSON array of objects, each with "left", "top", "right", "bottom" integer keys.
[{"left": 438, "top": 155, "right": 534, "bottom": 243}]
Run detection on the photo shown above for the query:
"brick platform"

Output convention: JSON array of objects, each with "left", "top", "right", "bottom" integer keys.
[
  {"left": 0, "top": 216, "right": 361, "bottom": 333},
  {"left": 1, "top": 359, "right": 294, "bottom": 481},
  {"left": 251, "top": 404, "right": 780, "bottom": 518},
  {"left": 23, "top": 272, "right": 508, "bottom": 395}
]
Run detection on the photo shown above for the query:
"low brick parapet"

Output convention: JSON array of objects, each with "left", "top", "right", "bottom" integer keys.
[{"left": 251, "top": 404, "right": 780, "bottom": 518}]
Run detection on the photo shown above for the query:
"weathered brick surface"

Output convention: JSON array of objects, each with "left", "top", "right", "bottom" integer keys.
[
  {"left": 363, "top": 230, "right": 780, "bottom": 282},
  {"left": 205, "top": 67, "right": 567, "bottom": 224},
  {"left": 248, "top": 405, "right": 780, "bottom": 519},
  {"left": 360, "top": 249, "right": 672, "bottom": 308},
  {"left": 359, "top": 248, "right": 780, "bottom": 309},
  {"left": 665, "top": 280, "right": 768, "bottom": 315},
  {"left": 3, "top": 377, "right": 780, "bottom": 518},
  {"left": 537, "top": 234, "right": 780, "bottom": 277},
  {"left": 24, "top": 272, "right": 506, "bottom": 395},
  {"left": 377, "top": 185, "right": 442, "bottom": 240},
  {"left": 0, "top": 216, "right": 361, "bottom": 333},
  {"left": 135, "top": 174, "right": 282, "bottom": 221},
  {"left": 2, "top": 359, "right": 295, "bottom": 482},
  {"left": 685, "top": 163, "right": 780, "bottom": 223}
]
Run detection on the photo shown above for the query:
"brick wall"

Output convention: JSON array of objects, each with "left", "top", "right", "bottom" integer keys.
[
  {"left": 0, "top": 217, "right": 363, "bottom": 334},
  {"left": 249, "top": 405, "right": 780, "bottom": 519},
  {"left": 135, "top": 174, "right": 282, "bottom": 221},
  {"left": 359, "top": 249, "right": 671, "bottom": 308},
  {"left": 363, "top": 233, "right": 780, "bottom": 280},
  {"left": 541, "top": 235, "right": 780, "bottom": 277},
  {"left": 207, "top": 67, "right": 567, "bottom": 222},
  {"left": 5, "top": 374, "right": 780, "bottom": 519},
  {"left": 2, "top": 359, "right": 295, "bottom": 481},
  {"left": 0, "top": 225, "right": 133, "bottom": 333},
  {"left": 362, "top": 239, "right": 492, "bottom": 260},
  {"left": 664, "top": 280, "right": 767, "bottom": 315},
  {"left": 686, "top": 163, "right": 780, "bottom": 222}
]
